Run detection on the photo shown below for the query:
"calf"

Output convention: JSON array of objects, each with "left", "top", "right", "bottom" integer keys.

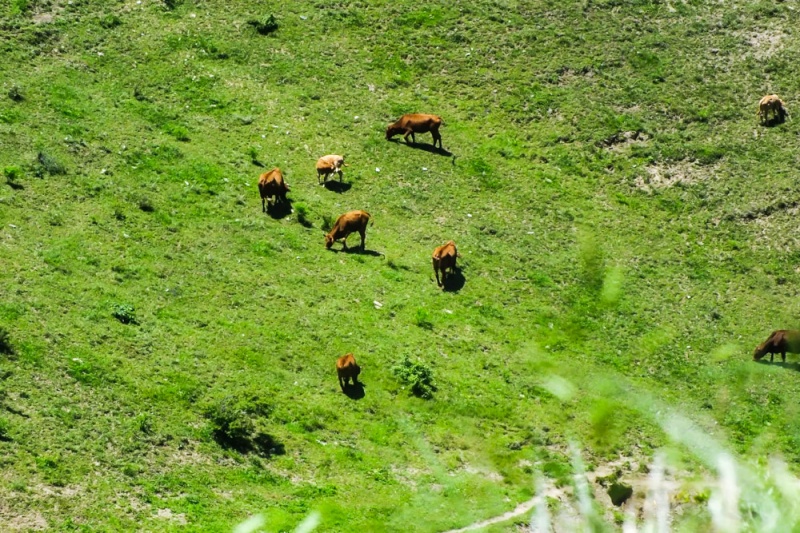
[
  {"left": 386, "top": 113, "right": 443, "bottom": 149},
  {"left": 753, "top": 330, "right": 800, "bottom": 362},
  {"left": 316, "top": 154, "right": 346, "bottom": 184},
  {"left": 336, "top": 353, "right": 361, "bottom": 391},
  {"left": 432, "top": 240, "right": 459, "bottom": 287},
  {"left": 325, "top": 210, "right": 372, "bottom": 250},
  {"left": 257, "top": 168, "right": 290, "bottom": 212},
  {"left": 758, "top": 94, "right": 789, "bottom": 124}
]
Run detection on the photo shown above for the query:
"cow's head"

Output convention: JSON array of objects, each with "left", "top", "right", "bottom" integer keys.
[
  {"left": 386, "top": 125, "right": 400, "bottom": 140},
  {"left": 325, "top": 233, "right": 334, "bottom": 249},
  {"left": 753, "top": 343, "right": 769, "bottom": 361}
]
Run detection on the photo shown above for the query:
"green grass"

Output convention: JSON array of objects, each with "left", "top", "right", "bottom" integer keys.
[{"left": 2, "top": 0, "right": 800, "bottom": 530}]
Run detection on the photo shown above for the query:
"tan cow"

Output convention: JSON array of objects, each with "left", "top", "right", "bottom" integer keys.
[
  {"left": 386, "top": 114, "right": 443, "bottom": 149},
  {"left": 753, "top": 330, "right": 800, "bottom": 362},
  {"left": 758, "top": 94, "right": 789, "bottom": 124},
  {"left": 336, "top": 353, "right": 361, "bottom": 391},
  {"left": 432, "top": 240, "right": 459, "bottom": 287},
  {"left": 257, "top": 168, "right": 290, "bottom": 212},
  {"left": 316, "top": 154, "right": 347, "bottom": 184},
  {"left": 325, "top": 210, "right": 372, "bottom": 250}
]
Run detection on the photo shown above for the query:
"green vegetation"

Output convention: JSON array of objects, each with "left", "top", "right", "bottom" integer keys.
[{"left": 1, "top": 0, "right": 800, "bottom": 530}]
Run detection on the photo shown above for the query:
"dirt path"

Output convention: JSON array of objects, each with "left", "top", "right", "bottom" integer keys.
[{"left": 440, "top": 496, "right": 540, "bottom": 533}]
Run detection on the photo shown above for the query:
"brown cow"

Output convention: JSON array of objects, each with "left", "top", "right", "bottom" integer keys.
[
  {"left": 257, "top": 168, "right": 290, "bottom": 212},
  {"left": 336, "top": 353, "right": 361, "bottom": 391},
  {"left": 432, "top": 240, "right": 459, "bottom": 287},
  {"left": 758, "top": 94, "right": 789, "bottom": 124},
  {"left": 753, "top": 330, "right": 800, "bottom": 362},
  {"left": 316, "top": 154, "right": 347, "bottom": 184},
  {"left": 325, "top": 210, "right": 372, "bottom": 250},
  {"left": 386, "top": 114, "right": 443, "bottom": 149}
]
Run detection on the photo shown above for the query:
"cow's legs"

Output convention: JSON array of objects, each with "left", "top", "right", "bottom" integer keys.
[
  {"left": 358, "top": 229, "right": 366, "bottom": 249},
  {"left": 433, "top": 260, "right": 441, "bottom": 286},
  {"left": 262, "top": 198, "right": 266, "bottom": 213},
  {"left": 770, "top": 353, "right": 775, "bottom": 362},
  {"left": 782, "top": 351, "right": 787, "bottom": 363},
  {"left": 342, "top": 235, "right": 349, "bottom": 250},
  {"left": 432, "top": 129, "right": 442, "bottom": 149}
]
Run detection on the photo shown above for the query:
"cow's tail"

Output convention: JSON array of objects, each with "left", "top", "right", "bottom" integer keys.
[{"left": 366, "top": 211, "right": 374, "bottom": 226}]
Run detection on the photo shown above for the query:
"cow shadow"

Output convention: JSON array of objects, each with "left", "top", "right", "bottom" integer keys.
[
  {"left": 757, "top": 360, "right": 800, "bottom": 371},
  {"left": 323, "top": 181, "right": 352, "bottom": 193},
  {"left": 331, "top": 246, "right": 383, "bottom": 257},
  {"left": 764, "top": 115, "right": 788, "bottom": 128},
  {"left": 343, "top": 381, "right": 365, "bottom": 400},
  {"left": 389, "top": 139, "right": 453, "bottom": 157},
  {"left": 6, "top": 180, "right": 23, "bottom": 190},
  {"left": 266, "top": 200, "right": 293, "bottom": 220},
  {"left": 442, "top": 268, "right": 465, "bottom": 292}
]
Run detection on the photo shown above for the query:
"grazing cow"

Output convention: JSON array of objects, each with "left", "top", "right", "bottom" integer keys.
[
  {"left": 758, "top": 94, "right": 789, "bottom": 124},
  {"left": 753, "top": 330, "right": 800, "bottom": 362},
  {"left": 432, "top": 240, "right": 459, "bottom": 287},
  {"left": 316, "top": 154, "right": 346, "bottom": 184},
  {"left": 325, "top": 210, "right": 372, "bottom": 250},
  {"left": 257, "top": 168, "right": 290, "bottom": 212},
  {"left": 386, "top": 114, "right": 443, "bottom": 149},
  {"left": 336, "top": 353, "right": 361, "bottom": 390}
]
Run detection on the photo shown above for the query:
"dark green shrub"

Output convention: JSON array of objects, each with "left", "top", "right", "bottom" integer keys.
[
  {"left": 294, "top": 202, "right": 311, "bottom": 227},
  {"left": 112, "top": 304, "right": 137, "bottom": 325},
  {"left": 138, "top": 196, "right": 154, "bottom": 212},
  {"left": 392, "top": 355, "right": 437, "bottom": 399},
  {"left": 8, "top": 86, "right": 23, "bottom": 102},
  {"left": 37, "top": 152, "right": 66, "bottom": 176},
  {"left": 3, "top": 166, "right": 22, "bottom": 181},
  {"left": 0, "top": 327, "right": 13, "bottom": 355},
  {"left": 0, "top": 418, "right": 10, "bottom": 441},
  {"left": 203, "top": 393, "right": 284, "bottom": 456},
  {"left": 414, "top": 308, "right": 433, "bottom": 330},
  {"left": 248, "top": 14, "right": 278, "bottom": 35},
  {"left": 321, "top": 214, "right": 335, "bottom": 232}
]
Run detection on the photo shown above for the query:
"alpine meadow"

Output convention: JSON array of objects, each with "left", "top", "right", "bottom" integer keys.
[{"left": 2, "top": 0, "right": 800, "bottom": 531}]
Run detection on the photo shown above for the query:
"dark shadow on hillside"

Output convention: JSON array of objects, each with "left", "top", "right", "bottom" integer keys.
[
  {"left": 213, "top": 430, "right": 286, "bottom": 458},
  {"left": 389, "top": 138, "right": 452, "bottom": 157},
  {"left": 757, "top": 360, "right": 800, "bottom": 371},
  {"left": 6, "top": 181, "right": 23, "bottom": 190},
  {"left": 323, "top": 181, "right": 352, "bottom": 193},
  {"left": 330, "top": 246, "right": 383, "bottom": 257},
  {"left": 343, "top": 381, "right": 365, "bottom": 400},
  {"left": 442, "top": 267, "right": 465, "bottom": 292},
  {"left": 251, "top": 159, "right": 266, "bottom": 168},
  {"left": 266, "top": 199, "right": 292, "bottom": 220},
  {"left": 764, "top": 115, "right": 788, "bottom": 128}
]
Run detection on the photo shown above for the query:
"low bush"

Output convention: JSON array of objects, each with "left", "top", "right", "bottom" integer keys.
[
  {"left": 392, "top": 355, "right": 437, "bottom": 399},
  {"left": 248, "top": 14, "right": 278, "bottom": 35},
  {"left": 203, "top": 392, "right": 284, "bottom": 456},
  {"left": 112, "top": 304, "right": 137, "bottom": 325}
]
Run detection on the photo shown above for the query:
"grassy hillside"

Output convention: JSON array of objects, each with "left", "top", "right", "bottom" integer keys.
[{"left": 2, "top": 0, "right": 800, "bottom": 530}]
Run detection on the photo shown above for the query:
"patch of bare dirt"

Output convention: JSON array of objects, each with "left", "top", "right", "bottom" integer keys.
[
  {"left": 634, "top": 160, "right": 716, "bottom": 192},
  {"left": 2, "top": 512, "right": 48, "bottom": 531},
  {"left": 599, "top": 131, "right": 649, "bottom": 153},
  {"left": 155, "top": 508, "right": 187, "bottom": 525},
  {"left": 745, "top": 29, "right": 785, "bottom": 60}
]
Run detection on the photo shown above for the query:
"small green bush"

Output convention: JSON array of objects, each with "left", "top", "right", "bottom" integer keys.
[
  {"left": 321, "top": 213, "right": 335, "bottom": 232},
  {"left": 248, "top": 14, "right": 278, "bottom": 35},
  {"left": 392, "top": 355, "right": 437, "bottom": 399},
  {"left": 138, "top": 196, "right": 155, "bottom": 212},
  {"left": 0, "top": 417, "right": 11, "bottom": 441},
  {"left": 164, "top": 123, "right": 190, "bottom": 142},
  {"left": 37, "top": 152, "right": 66, "bottom": 176},
  {"left": 203, "top": 393, "right": 284, "bottom": 456},
  {"left": 294, "top": 202, "right": 311, "bottom": 227},
  {"left": 112, "top": 304, "right": 137, "bottom": 325},
  {"left": 3, "top": 166, "right": 22, "bottom": 181},
  {"left": 0, "top": 327, "right": 13, "bottom": 355},
  {"left": 7, "top": 86, "right": 23, "bottom": 102},
  {"left": 414, "top": 308, "right": 433, "bottom": 330}
]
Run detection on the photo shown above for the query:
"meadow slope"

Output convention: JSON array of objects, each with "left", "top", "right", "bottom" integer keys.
[{"left": 2, "top": 0, "right": 800, "bottom": 530}]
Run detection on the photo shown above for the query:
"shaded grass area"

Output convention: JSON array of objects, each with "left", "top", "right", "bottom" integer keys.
[{"left": 1, "top": 0, "right": 800, "bottom": 530}]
